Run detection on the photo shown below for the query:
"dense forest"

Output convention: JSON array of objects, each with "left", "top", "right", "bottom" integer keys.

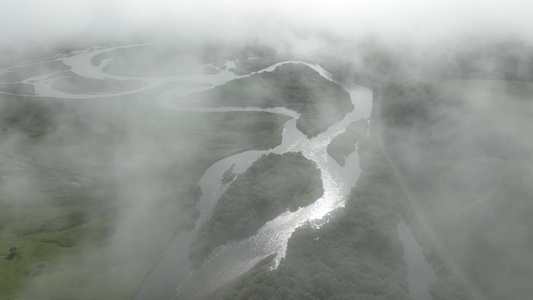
[{"left": 190, "top": 152, "right": 323, "bottom": 264}]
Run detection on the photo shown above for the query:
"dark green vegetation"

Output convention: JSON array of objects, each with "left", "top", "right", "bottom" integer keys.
[
  {"left": 327, "top": 119, "right": 368, "bottom": 166},
  {"left": 190, "top": 152, "right": 323, "bottom": 264},
  {"left": 0, "top": 92, "right": 289, "bottom": 299},
  {"left": 379, "top": 81, "right": 533, "bottom": 300},
  {"left": 191, "top": 63, "right": 354, "bottom": 137},
  {"left": 217, "top": 138, "right": 411, "bottom": 300}
]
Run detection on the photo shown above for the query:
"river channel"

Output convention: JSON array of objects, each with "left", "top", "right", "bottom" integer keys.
[
  {"left": 0, "top": 44, "right": 437, "bottom": 300},
  {"left": 137, "top": 61, "right": 374, "bottom": 299}
]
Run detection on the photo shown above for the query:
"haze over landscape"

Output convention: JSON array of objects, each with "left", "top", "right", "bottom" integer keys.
[{"left": 1, "top": 1, "right": 533, "bottom": 299}]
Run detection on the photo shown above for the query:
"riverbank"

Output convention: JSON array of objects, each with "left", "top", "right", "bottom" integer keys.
[
  {"left": 190, "top": 152, "right": 323, "bottom": 264},
  {"left": 215, "top": 133, "right": 411, "bottom": 299}
]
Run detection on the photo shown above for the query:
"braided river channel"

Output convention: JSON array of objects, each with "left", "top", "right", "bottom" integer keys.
[{"left": 0, "top": 44, "right": 436, "bottom": 300}]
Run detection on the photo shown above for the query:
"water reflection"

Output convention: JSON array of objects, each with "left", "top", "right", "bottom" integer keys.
[
  {"left": 397, "top": 221, "right": 438, "bottom": 300},
  {"left": 1, "top": 45, "right": 374, "bottom": 299},
  {"left": 175, "top": 85, "right": 373, "bottom": 299}
]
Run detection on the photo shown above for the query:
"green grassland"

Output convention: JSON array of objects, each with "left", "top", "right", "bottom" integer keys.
[{"left": 0, "top": 93, "right": 290, "bottom": 299}]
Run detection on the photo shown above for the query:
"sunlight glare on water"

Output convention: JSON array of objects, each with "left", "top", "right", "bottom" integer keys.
[
  {"left": 1, "top": 45, "right": 372, "bottom": 299},
  {"left": 175, "top": 82, "right": 372, "bottom": 298}
]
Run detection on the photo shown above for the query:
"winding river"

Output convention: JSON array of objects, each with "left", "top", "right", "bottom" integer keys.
[
  {"left": 0, "top": 44, "right": 436, "bottom": 299},
  {"left": 140, "top": 61, "right": 373, "bottom": 300}
]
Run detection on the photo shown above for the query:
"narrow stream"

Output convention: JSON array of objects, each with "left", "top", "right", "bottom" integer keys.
[{"left": 398, "top": 221, "right": 439, "bottom": 300}]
